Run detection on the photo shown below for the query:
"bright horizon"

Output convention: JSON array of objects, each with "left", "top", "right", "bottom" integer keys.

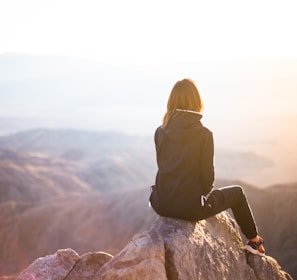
[{"left": 1, "top": 0, "right": 297, "bottom": 63}]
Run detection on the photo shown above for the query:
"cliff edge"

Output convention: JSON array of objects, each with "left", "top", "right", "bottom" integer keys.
[{"left": 16, "top": 212, "right": 292, "bottom": 280}]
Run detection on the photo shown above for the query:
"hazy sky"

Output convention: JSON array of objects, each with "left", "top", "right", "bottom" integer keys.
[
  {"left": 1, "top": 0, "right": 297, "bottom": 63},
  {"left": 0, "top": 0, "right": 297, "bottom": 136}
]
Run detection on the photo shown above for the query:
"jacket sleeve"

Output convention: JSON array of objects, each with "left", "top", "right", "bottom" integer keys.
[
  {"left": 154, "top": 126, "right": 163, "bottom": 152},
  {"left": 201, "top": 130, "right": 215, "bottom": 195}
]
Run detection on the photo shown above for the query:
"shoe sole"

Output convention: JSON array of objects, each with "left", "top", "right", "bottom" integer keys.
[{"left": 244, "top": 245, "right": 265, "bottom": 256}]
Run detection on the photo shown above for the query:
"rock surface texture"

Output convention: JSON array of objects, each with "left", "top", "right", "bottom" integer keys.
[{"left": 16, "top": 212, "right": 292, "bottom": 280}]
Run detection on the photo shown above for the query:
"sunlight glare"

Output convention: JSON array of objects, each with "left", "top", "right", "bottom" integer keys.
[{"left": 0, "top": 0, "right": 297, "bottom": 63}]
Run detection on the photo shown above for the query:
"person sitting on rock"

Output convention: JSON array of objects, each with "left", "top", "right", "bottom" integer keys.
[{"left": 149, "top": 78, "right": 265, "bottom": 256}]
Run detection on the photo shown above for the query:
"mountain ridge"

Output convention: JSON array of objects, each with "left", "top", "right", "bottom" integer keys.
[{"left": 0, "top": 129, "right": 296, "bottom": 278}]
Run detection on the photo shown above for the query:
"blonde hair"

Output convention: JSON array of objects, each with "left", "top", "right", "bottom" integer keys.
[{"left": 162, "top": 78, "right": 204, "bottom": 127}]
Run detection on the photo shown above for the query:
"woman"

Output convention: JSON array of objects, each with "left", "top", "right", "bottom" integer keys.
[{"left": 149, "top": 78, "right": 265, "bottom": 256}]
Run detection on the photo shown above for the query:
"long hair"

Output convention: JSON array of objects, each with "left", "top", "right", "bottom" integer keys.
[{"left": 162, "top": 78, "right": 204, "bottom": 127}]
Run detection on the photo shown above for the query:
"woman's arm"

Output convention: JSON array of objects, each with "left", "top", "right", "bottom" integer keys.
[{"left": 201, "top": 130, "right": 215, "bottom": 195}]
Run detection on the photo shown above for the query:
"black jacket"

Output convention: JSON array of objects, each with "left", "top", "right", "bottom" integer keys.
[{"left": 149, "top": 111, "right": 214, "bottom": 220}]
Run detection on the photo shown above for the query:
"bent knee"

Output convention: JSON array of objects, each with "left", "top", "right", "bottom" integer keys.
[
  {"left": 220, "top": 185, "right": 244, "bottom": 193},
  {"left": 232, "top": 185, "right": 248, "bottom": 202},
  {"left": 221, "top": 185, "right": 246, "bottom": 200},
  {"left": 233, "top": 185, "right": 244, "bottom": 192}
]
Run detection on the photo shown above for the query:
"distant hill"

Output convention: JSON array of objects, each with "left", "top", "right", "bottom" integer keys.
[
  {"left": 0, "top": 189, "right": 156, "bottom": 276},
  {"left": 268, "top": 182, "right": 297, "bottom": 192},
  {"left": 0, "top": 148, "right": 93, "bottom": 203},
  {"left": 0, "top": 129, "right": 296, "bottom": 278},
  {"left": 0, "top": 129, "right": 157, "bottom": 192},
  {"left": 0, "top": 129, "right": 273, "bottom": 190},
  {"left": 0, "top": 129, "right": 153, "bottom": 159}
]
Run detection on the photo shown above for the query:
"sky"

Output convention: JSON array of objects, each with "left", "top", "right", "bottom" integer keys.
[
  {"left": 0, "top": 0, "right": 296, "bottom": 185},
  {"left": 1, "top": 0, "right": 297, "bottom": 63}
]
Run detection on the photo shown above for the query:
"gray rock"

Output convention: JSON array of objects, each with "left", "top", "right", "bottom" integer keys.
[
  {"left": 95, "top": 230, "right": 167, "bottom": 280},
  {"left": 247, "top": 254, "right": 293, "bottom": 280},
  {"left": 95, "top": 212, "right": 292, "bottom": 280},
  {"left": 16, "top": 248, "right": 79, "bottom": 280},
  {"left": 16, "top": 212, "right": 293, "bottom": 280},
  {"left": 65, "top": 252, "right": 112, "bottom": 280}
]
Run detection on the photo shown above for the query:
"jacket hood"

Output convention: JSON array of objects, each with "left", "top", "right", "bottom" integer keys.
[{"left": 163, "top": 111, "right": 203, "bottom": 145}]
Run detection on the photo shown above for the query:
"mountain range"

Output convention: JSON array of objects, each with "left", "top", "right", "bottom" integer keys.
[{"left": 0, "top": 129, "right": 296, "bottom": 278}]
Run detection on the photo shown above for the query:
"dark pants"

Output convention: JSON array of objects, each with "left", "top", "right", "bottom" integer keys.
[{"left": 204, "top": 185, "right": 258, "bottom": 240}]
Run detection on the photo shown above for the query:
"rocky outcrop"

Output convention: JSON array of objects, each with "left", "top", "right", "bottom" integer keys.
[
  {"left": 16, "top": 212, "right": 292, "bottom": 280},
  {"left": 16, "top": 249, "right": 80, "bottom": 280},
  {"left": 15, "top": 249, "right": 112, "bottom": 280}
]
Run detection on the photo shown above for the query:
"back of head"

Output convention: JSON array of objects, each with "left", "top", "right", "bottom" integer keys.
[{"left": 163, "top": 78, "right": 204, "bottom": 127}]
